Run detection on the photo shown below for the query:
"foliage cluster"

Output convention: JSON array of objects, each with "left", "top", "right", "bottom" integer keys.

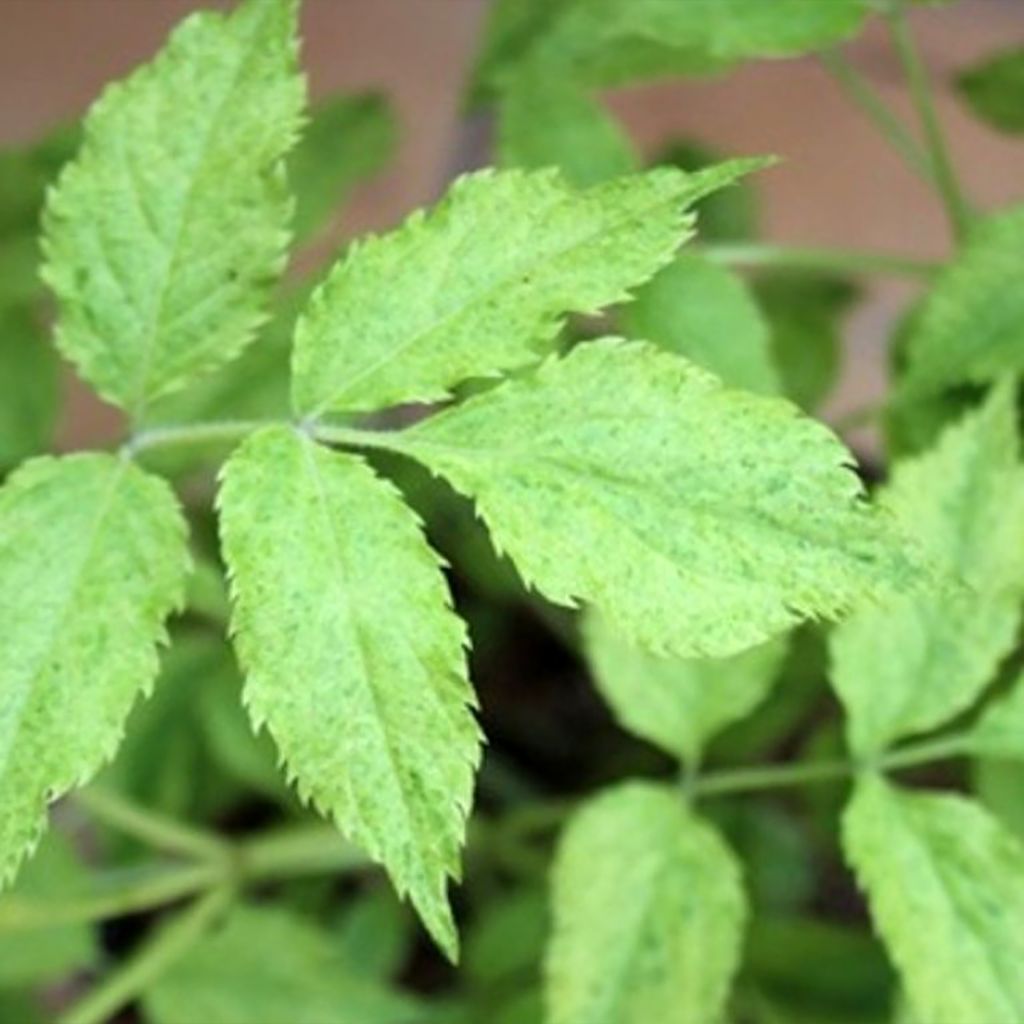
[{"left": 1, "top": 0, "right": 1024, "bottom": 1021}]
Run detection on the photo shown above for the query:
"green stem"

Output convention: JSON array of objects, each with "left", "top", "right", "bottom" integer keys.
[
  {"left": 125, "top": 419, "right": 406, "bottom": 461},
  {"left": 238, "top": 823, "right": 368, "bottom": 882},
  {"left": 879, "top": 732, "right": 971, "bottom": 771},
  {"left": 124, "top": 419, "right": 272, "bottom": 457},
  {"left": 887, "top": 2, "right": 972, "bottom": 240},
  {"left": 0, "top": 822, "right": 365, "bottom": 935},
  {"left": 0, "top": 861, "right": 221, "bottom": 932},
  {"left": 702, "top": 242, "right": 938, "bottom": 280},
  {"left": 57, "top": 885, "right": 234, "bottom": 1024},
  {"left": 819, "top": 50, "right": 933, "bottom": 180},
  {"left": 696, "top": 730, "right": 973, "bottom": 799},
  {"left": 76, "top": 786, "right": 229, "bottom": 863},
  {"left": 695, "top": 757, "right": 852, "bottom": 797}
]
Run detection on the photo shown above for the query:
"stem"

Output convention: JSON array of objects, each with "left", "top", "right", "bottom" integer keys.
[
  {"left": 0, "top": 862, "right": 221, "bottom": 932},
  {"left": 238, "top": 823, "right": 368, "bottom": 882},
  {"left": 57, "top": 885, "right": 234, "bottom": 1024},
  {"left": 125, "top": 419, "right": 407, "bottom": 462},
  {"left": 887, "top": 3, "right": 972, "bottom": 240},
  {"left": 820, "top": 50, "right": 933, "bottom": 180},
  {"left": 702, "top": 242, "right": 938, "bottom": 280},
  {"left": 696, "top": 730, "right": 973, "bottom": 799},
  {"left": 124, "top": 419, "right": 272, "bottom": 457},
  {"left": 76, "top": 787, "right": 229, "bottom": 863},
  {"left": 695, "top": 758, "right": 852, "bottom": 797},
  {"left": 879, "top": 733, "right": 971, "bottom": 771}
]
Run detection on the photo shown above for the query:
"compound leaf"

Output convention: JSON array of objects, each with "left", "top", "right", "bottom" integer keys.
[
  {"left": 899, "top": 206, "right": 1024, "bottom": 399},
  {"left": 42, "top": 0, "right": 305, "bottom": 415},
  {"left": 497, "top": 72, "right": 637, "bottom": 187},
  {"left": 144, "top": 904, "right": 423, "bottom": 1024},
  {"left": 622, "top": 252, "right": 781, "bottom": 394},
  {"left": 583, "top": 611, "right": 787, "bottom": 764},
  {"left": 546, "top": 782, "right": 745, "bottom": 1024},
  {"left": 957, "top": 47, "right": 1024, "bottom": 135},
  {"left": 291, "top": 161, "right": 760, "bottom": 416},
  {"left": 830, "top": 383, "right": 1024, "bottom": 756},
  {"left": 397, "top": 339, "right": 921, "bottom": 659},
  {"left": 843, "top": 775, "right": 1024, "bottom": 1024},
  {"left": 217, "top": 426, "right": 480, "bottom": 957},
  {"left": 0, "top": 454, "right": 188, "bottom": 884}
]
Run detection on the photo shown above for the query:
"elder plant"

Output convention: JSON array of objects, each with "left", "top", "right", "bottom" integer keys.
[{"left": 1, "top": 0, "right": 1024, "bottom": 1022}]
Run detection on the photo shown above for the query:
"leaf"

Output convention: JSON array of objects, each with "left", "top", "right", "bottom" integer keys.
[
  {"left": 966, "top": 673, "right": 1024, "bottom": 762},
  {"left": 898, "top": 206, "right": 1024, "bottom": 399},
  {"left": 497, "top": 72, "right": 637, "bottom": 187},
  {"left": 522, "top": 0, "right": 870, "bottom": 86},
  {"left": 217, "top": 426, "right": 480, "bottom": 957},
  {"left": 0, "top": 453, "right": 188, "bottom": 884},
  {"left": 472, "top": 0, "right": 869, "bottom": 98},
  {"left": 335, "top": 884, "right": 414, "bottom": 981},
  {"left": 746, "top": 916, "right": 894, "bottom": 1023},
  {"left": 290, "top": 92, "right": 397, "bottom": 243},
  {"left": 842, "top": 775, "right": 1024, "bottom": 1024},
  {"left": 957, "top": 47, "right": 1024, "bottom": 135},
  {"left": 582, "top": 610, "right": 787, "bottom": 764},
  {"left": 397, "top": 339, "right": 921, "bottom": 659},
  {"left": 829, "top": 383, "right": 1024, "bottom": 756},
  {"left": 290, "top": 161, "right": 760, "bottom": 416},
  {"left": 621, "top": 252, "right": 781, "bottom": 394},
  {"left": 465, "top": 885, "right": 547, "bottom": 986},
  {"left": 143, "top": 904, "right": 425, "bottom": 1024},
  {"left": 42, "top": 0, "right": 305, "bottom": 416},
  {"left": 468, "top": 0, "right": 719, "bottom": 104},
  {"left": 754, "top": 271, "right": 858, "bottom": 412},
  {"left": 0, "top": 831, "right": 96, "bottom": 986},
  {"left": 546, "top": 782, "right": 746, "bottom": 1024},
  {"left": 0, "top": 306, "right": 60, "bottom": 468}
]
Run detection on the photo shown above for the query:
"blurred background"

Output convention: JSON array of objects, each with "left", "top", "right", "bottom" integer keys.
[{"left": 3, "top": 0, "right": 1024, "bottom": 452}]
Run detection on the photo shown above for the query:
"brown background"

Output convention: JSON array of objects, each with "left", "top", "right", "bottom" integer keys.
[{"left": 3, "top": 0, "right": 1023, "bottom": 447}]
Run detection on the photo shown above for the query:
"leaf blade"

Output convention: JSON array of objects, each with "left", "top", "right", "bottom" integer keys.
[
  {"left": 0, "top": 454, "right": 188, "bottom": 883},
  {"left": 42, "top": 0, "right": 305, "bottom": 414},
  {"left": 900, "top": 206, "right": 1024, "bottom": 399},
  {"left": 583, "top": 610, "right": 787, "bottom": 764},
  {"left": 398, "top": 339, "right": 920, "bottom": 658},
  {"left": 843, "top": 775, "right": 1024, "bottom": 1023},
  {"left": 217, "top": 426, "right": 480, "bottom": 956},
  {"left": 291, "top": 161, "right": 760, "bottom": 416},
  {"left": 830, "top": 383, "right": 1024, "bottom": 756},
  {"left": 622, "top": 251, "right": 781, "bottom": 394},
  {"left": 546, "top": 782, "right": 746, "bottom": 1024},
  {"left": 144, "top": 904, "right": 423, "bottom": 1024}
]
